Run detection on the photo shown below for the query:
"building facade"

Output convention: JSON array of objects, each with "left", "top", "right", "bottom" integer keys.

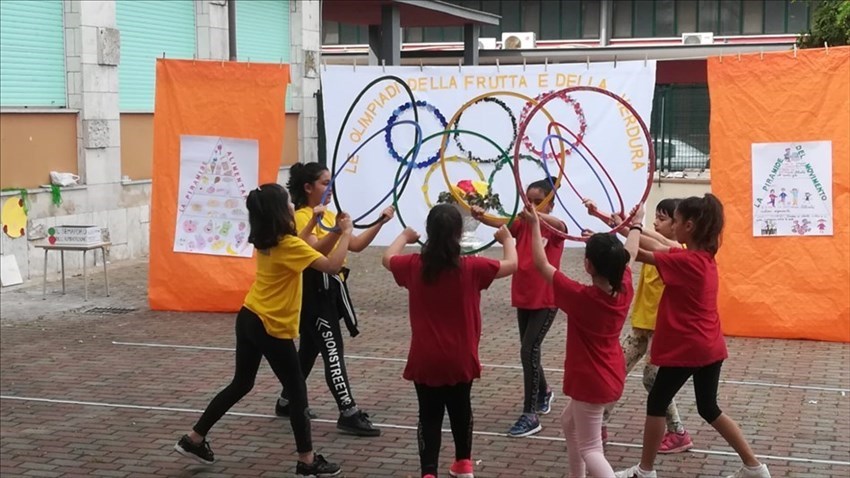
[{"left": 0, "top": 0, "right": 320, "bottom": 281}]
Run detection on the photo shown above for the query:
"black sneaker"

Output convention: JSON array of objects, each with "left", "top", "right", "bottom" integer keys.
[
  {"left": 173, "top": 435, "right": 215, "bottom": 464},
  {"left": 275, "top": 398, "right": 318, "bottom": 419},
  {"left": 296, "top": 453, "right": 341, "bottom": 477},
  {"left": 336, "top": 410, "right": 381, "bottom": 437}
]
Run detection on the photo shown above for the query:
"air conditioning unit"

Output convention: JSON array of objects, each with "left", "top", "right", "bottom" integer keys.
[
  {"left": 501, "top": 32, "right": 536, "bottom": 49},
  {"left": 478, "top": 37, "right": 497, "bottom": 50},
  {"left": 681, "top": 32, "right": 714, "bottom": 45}
]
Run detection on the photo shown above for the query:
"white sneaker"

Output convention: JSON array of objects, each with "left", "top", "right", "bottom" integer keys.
[
  {"left": 726, "top": 464, "right": 771, "bottom": 478},
  {"left": 614, "top": 464, "right": 657, "bottom": 478}
]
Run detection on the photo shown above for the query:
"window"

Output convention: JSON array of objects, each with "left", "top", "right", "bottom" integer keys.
[
  {"left": 633, "top": 0, "right": 655, "bottom": 38},
  {"left": 612, "top": 0, "right": 632, "bottom": 37},
  {"left": 0, "top": 0, "right": 66, "bottom": 107},
  {"left": 764, "top": 0, "right": 786, "bottom": 33},
  {"left": 581, "top": 0, "right": 601, "bottom": 38},
  {"left": 522, "top": 1, "right": 540, "bottom": 33},
  {"left": 540, "top": 0, "right": 561, "bottom": 39},
  {"left": 116, "top": 0, "right": 196, "bottom": 112},
  {"left": 719, "top": 0, "right": 742, "bottom": 35},
  {"left": 787, "top": 0, "right": 809, "bottom": 33},
  {"left": 324, "top": 21, "right": 340, "bottom": 44},
  {"left": 743, "top": 0, "right": 763, "bottom": 34},
  {"left": 698, "top": 0, "right": 719, "bottom": 33},
  {"left": 677, "top": 0, "right": 698, "bottom": 33},
  {"left": 237, "top": 0, "right": 290, "bottom": 63},
  {"left": 655, "top": 0, "right": 676, "bottom": 37}
]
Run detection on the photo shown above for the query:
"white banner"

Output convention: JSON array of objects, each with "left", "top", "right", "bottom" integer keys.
[
  {"left": 320, "top": 62, "right": 656, "bottom": 246},
  {"left": 752, "top": 141, "right": 833, "bottom": 237}
]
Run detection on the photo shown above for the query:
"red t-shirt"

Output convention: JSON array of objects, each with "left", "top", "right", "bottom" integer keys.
[
  {"left": 553, "top": 268, "right": 634, "bottom": 404},
  {"left": 510, "top": 219, "right": 565, "bottom": 309},
  {"left": 651, "top": 248, "right": 728, "bottom": 367},
  {"left": 390, "top": 254, "right": 500, "bottom": 387}
]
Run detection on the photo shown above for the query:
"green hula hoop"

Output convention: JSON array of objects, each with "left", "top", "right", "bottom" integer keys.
[
  {"left": 392, "top": 129, "right": 519, "bottom": 255},
  {"left": 488, "top": 154, "right": 545, "bottom": 218}
]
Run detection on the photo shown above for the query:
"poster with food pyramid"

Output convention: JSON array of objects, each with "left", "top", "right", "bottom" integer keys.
[{"left": 174, "top": 135, "right": 259, "bottom": 257}]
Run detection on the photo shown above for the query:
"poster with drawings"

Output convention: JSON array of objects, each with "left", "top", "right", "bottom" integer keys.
[
  {"left": 174, "top": 135, "right": 259, "bottom": 257},
  {"left": 752, "top": 141, "right": 832, "bottom": 237}
]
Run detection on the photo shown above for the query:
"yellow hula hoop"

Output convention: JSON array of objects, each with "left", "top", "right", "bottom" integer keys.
[
  {"left": 421, "top": 155, "right": 486, "bottom": 208},
  {"left": 438, "top": 91, "right": 566, "bottom": 222}
]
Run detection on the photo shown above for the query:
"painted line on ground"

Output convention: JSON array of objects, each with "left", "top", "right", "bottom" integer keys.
[
  {"left": 2, "top": 395, "right": 848, "bottom": 467},
  {"left": 111, "top": 341, "right": 850, "bottom": 393}
]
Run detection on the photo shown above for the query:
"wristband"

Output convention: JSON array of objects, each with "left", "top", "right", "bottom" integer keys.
[{"left": 629, "top": 225, "right": 643, "bottom": 232}]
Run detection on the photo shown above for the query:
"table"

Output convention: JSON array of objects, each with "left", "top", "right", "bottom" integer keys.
[{"left": 35, "top": 242, "right": 110, "bottom": 301}]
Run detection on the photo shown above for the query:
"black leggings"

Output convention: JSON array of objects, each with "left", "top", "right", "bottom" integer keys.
[
  {"left": 647, "top": 360, "right": 724, "bottom": 423},
  {"left": 296, "top": 309, "right": 356, "bottom": 412},
  {"left": 415, "top": 382, "right": 473, "bottom": 476},
  {"left": 193, "top": 308, "right": 312, "bottom": 453},
  {"left": 517, "top": 308, "right": 557, "bottom": 413}
]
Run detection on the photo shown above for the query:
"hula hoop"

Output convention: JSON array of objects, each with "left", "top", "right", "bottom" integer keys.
[
  {"left": 487, "top": 155, "right": 544, "bottom": 218},
  {"left": 331, "top": 75, "right": 419, "bottom": 229},
  {"left": 546, "top": 121, "right": 625, "bottom": 215},
  {"left": 440, "top": 91, "right": 568, "bottom": 219},
  {"left": 452, "top": 97, "right": 517, "bottom": 164},
  {"left": 393, "top": 129, "right": 520, "bottom": 256},
  {"left": 320, "top": 119, "right": 422, "bottom": 232},
  {"left": 519, "top": 90, "right": 587, "bottom": 161},
  {"left": 386, "top": 100, "right": 447, "bottom": 169},
  {"left": 514, "top": 86, "right": 655, "bottom": 241}
]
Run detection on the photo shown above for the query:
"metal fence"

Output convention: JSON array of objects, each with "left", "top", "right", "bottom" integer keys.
[{"left": 650, "top": 85, "right": 711, "bottom": 172}]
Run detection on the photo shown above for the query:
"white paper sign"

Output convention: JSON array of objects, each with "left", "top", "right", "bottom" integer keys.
[
  {"left": 752, "top": 141, "right": 832, "bottom": 237},
  {"left": 174, "top": 135, "right": 259, "bottom": 257}
]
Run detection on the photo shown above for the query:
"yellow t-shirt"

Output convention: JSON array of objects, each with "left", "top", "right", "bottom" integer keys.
[
  {"left": 629, "top": 263, "right": 664, "bottom": 330},
  {"left": 294, "top": 207, "right": 347, "bottom": 269},
  {"left": 243, "top": 235, "right": 323, "bottom": 339},
  {"left": 630, "top": 243, "right": 685, "bottom": 330}
]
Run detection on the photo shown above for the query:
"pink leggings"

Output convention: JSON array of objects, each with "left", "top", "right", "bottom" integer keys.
[{"left": 562, "top": 398, "right": 614, "bottom": 478}]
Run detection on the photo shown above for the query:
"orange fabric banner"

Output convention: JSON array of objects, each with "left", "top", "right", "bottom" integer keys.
[
  {"left": 148, "top": 59, "right": 289, "bottom": 311},
  {"left": 708, "top": 47, "right": 849, "bottom": 342}
]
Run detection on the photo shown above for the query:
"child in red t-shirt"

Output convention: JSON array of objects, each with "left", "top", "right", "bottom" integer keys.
[
  {"left": 382, "top": 204, "right": 517, "bottom": 478},
  {"left": 472, "top": 177, "right": 566, "bottom": 438},
  {"left": 615, "top": 194, "right": 770, "bottom": 478},
  {"left": 526, "top": 203, "right": 643, "bottom": 478}
]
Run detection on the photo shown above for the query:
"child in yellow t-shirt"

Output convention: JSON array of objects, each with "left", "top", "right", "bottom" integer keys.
[
  {"left": 276, "top": 162, "right": 394, "bottom": 437},
  {"left": 174, "top": 183, "right": 351, "bottom": 477},
  {"left": 585, "top": 198, "right": 693, "bottom": 454}
]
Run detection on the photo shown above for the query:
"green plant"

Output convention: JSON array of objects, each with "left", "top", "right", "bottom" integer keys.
[{"left": 798, "top": 0, "right": 850, "bottom": 48}]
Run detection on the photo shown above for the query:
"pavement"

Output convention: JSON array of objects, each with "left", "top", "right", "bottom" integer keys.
[{"left": 1, "top": 248, "right": 848, "bottom": 477}]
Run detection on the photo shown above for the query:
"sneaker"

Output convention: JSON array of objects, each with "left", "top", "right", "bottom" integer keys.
[
  {"left": 601, "top": 425, "right": 608, "bottom": 445},
  {"left": 507, "top": 414, "right": 542, "bottom": 438},
  {"left": 337, "top": 410, "right": 381, "bottom": 437},
  {"left": 537, "top": 389, "right": 555, "bottom": 415},
  {"left": 173, "top": 435, "right": 215, "bottom": 465},
  {"left": 614, "top": 464, "right": 657, "bottom": 478},
  {"left": 658, "top": 429, "right": 694, "bottom": 454},
  {"left": 449, "top": 458, "right": 474, "bottom": 478},
  {"left": 726, "top": 464, "right": 771, "bottom": 478},
  {"left": 275, "top": 398, "right": 318, "bottom": 419},
  {"left": 296, "top": 453, "right": 341, "bottom": 477}
]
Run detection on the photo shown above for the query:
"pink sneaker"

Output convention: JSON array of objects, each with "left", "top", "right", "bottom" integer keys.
[
  {"left": 658, "top": 430, "right": 694, "bottom": 454},
  {"left": 449, "top": 458, "right": 474, "bottom": 478}
]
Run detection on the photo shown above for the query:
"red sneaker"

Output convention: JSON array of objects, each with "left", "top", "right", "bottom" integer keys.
[
  {"left": 449, "top": 458, "right": 474, "bottom": 478},
  {"left": 658, "top": 430, "right": 694, "bottom": 454}
]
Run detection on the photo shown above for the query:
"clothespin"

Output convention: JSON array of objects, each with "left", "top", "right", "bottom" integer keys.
[
  {"left": 644, "top": 53, "right": 648, "bottom": 67},
  {"left": 522, "top": 58, "right": 526, "bottom": 71},
  {"left": 458, "top": 59, "right": 462, "bottom": 73},
  {"left": 419, "top": 59, "right": 424, "bottom": 72},
  {"left": 586, "top": 56, "right": 590, "bottom": 70},
  {"left": 381, "top": 59, "right": 386, "bottom": 73},
  {"left": 737, "top": 52, "right": 741, "bottom": 61},
  {"left": 353, "top": 58, "right": 357, "bottom": 72},
  {"left": 793, "top": 43, "right": 798, "bottom": 58},
  {"left": 760, "top": 47, "right": 764, "bottom": 60},
  {"left": 323, "top": 59, "right": 328, "bottom": 71},
  {"left": 613, "top": 55, "right": 617, "bottom": 68},
  {"left": 825, "top": 42, "right": 829, "bottom": 54},
  {"left": 496, "top": 59, "right": 500, "bottom": 72},
  {"left": 544, "top": 58, "right": 548, "bottom": 72}
]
